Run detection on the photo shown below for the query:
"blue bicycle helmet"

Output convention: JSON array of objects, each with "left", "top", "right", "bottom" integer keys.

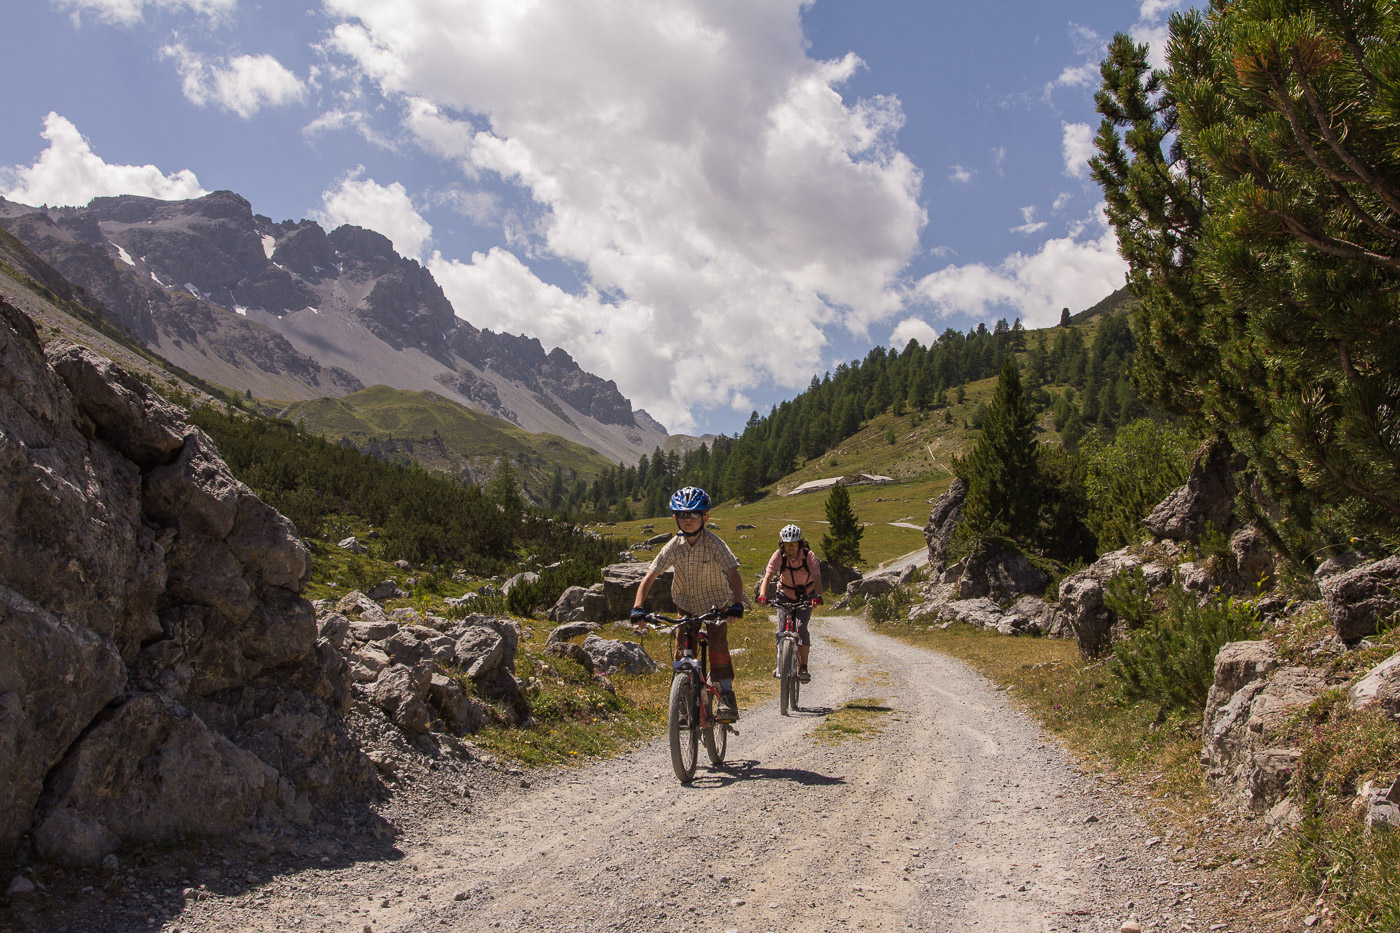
[{"left": 669, "top": 486, "right": 711, "bottom": 512}]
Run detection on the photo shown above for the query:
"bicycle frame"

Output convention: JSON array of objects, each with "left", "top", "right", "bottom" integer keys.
[
  {"left": 640, "top": 608, "right": 731, "bottom": 782},
  {"left": 770, "top": 595, "right": 812, "bottom": 716}
]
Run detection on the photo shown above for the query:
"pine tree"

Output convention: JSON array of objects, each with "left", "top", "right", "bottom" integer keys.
[
  {"left": 820, "top": 483, "right": 864, "bottom": 567},
  {"left": 957, "top": 357, "right": 1041, "bottom": 545},
  {"left": 1094, "top": 4, "right": 1400, "bottom": 555}
]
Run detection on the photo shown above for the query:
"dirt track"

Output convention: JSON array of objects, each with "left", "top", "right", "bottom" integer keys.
[{"left": 134, "top": 613, "right": 1289, "bottom": 933}]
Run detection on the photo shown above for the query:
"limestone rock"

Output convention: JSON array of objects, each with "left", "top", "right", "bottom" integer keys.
[
  {"left": 1321, "top": 555, "right": 1400, "bottom": 643},
  {"left": 922, "top": 478, "right": 967, "bottom": 572},
  {"left": 33, "top": 694, "right": 275, "bottom": 865},
  {"left": 1349, "top": 652, "right": 1400, "bottom": 718},
  {"left": 954, "top": 540, "right": 1049, "bottom": 602},
  {"left": 372, "top": 665, "right": 433, "bottom": 734},
  {"left": 546, "top": 619, "right": 603, "bottom": 645},
  {"left": 582, "top": 634, "right": 660, "bottom": 676},
  {"left": 0, "top": 586, "right": 127, "bottom": 858},
  {"left": 601, "top": 562, "right": 675, "bottom": 616},
  {"left": 1202, "top": 641, "right": 1327, "bottom": 811},
  {"left": 1142, "top": 436, "right": 1239, "bottom": 542}
]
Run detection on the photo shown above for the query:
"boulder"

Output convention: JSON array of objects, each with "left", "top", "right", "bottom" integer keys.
[
  {"left": 821, "top": 561, "right": 863, "bottom": 597},
  {"left": 922, "top": 477, "right": 967, "bottom": 572},
  {"left": 0, "top": 297, "right": 372, "bottom": 864},
  {"left": 1052, "top": 547, "right": 1175, "bottom": 658},
  {"left": 1349, "top": 652, "right": 1400, "bottom": 718},
  {"left": 338, "top": 536, "right": 368, "bottom": 554},
  {"left": 1002, "top": 596, "right": 1056, "bottom": 636},
  {"left": 1202, "top": 641, "right": 1327, "bottom": 812},
  {"left": 546, "top": 619, "right": 603, "bottom": 645},
  {"left": 33, "top": 694, "right": 275, "bottom": 865},
  {"left": 1142, "top": 436, "right": 1239, "bottom": 542},
  {"left": 546, "top": 584, "right": 612, "bottom": 624},
  {"left": 365, "top": 579, "right": 405, "bottom": 601},
  {"left": 601, "top": 562, "right": 675, "bottom": 617},
  {"left": 501, "top": 571, "right": 540, "bottom": 595},
  {"left": 372, "top": 664, "right": 433, "bottom": 734},
  {"left": 582, "top": 634, "right": 661, "bottom": 676},
  {"left": 336, "top": 590, "right": 389, "bottom": 622},
  {"left": 954, "top": 540, "right": 1049, "bottom": 602},
  {"left": 928, "top": 598, "right": 1004, "bottom": 631},
  {"left": 1320, "top": 555, "right": 1400, "bottom": 642}
]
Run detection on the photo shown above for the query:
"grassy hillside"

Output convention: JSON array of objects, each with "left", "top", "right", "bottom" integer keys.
[{"left": 281, "top": 385, "right": 618, "bottom": 496}]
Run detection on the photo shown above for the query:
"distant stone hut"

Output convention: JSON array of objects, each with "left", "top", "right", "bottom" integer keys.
[{"left": 784, "top": 474, "right": 895, "bottom": 497}]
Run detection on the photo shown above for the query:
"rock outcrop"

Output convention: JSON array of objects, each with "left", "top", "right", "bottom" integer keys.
[
  {"left": 0, "top": 297, "right": 371, "bottom": 866},
  {"left": 1202, "top": 641, "right": 1327, "bottom": 812},
  {"left": 1319, "top": 555, "right": 1400, "bottom": 643}
]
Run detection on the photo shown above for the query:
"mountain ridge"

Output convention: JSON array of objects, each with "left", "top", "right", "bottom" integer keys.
[{"left": 0, "top": 189, "right": 668, "bottom": 464}]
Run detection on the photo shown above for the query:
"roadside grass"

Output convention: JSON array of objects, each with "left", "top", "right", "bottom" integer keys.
[
  {"left": 814, "top": 697, "right": 897, "bottom": 745},
  {"left": 877, "top": 620, "right": 1213, "bottom": 815},
  {"left": 1273, "top": 686, "right": 1400, "bottom": 932},
  {"left": 470, "top": 606, "right": 788, "bottom": 766}
]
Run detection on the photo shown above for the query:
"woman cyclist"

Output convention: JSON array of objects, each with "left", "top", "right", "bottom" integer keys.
[{"left": 757, "top": 524, "right": 823, "bottom": 682}]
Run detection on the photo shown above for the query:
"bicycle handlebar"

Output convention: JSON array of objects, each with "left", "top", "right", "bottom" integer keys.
[{"left": 635, "top": 608, "right": 730, "bottom": 628}]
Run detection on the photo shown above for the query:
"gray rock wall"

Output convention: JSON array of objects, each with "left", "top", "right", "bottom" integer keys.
[{"left": 0, "top": 297, "right": 370, "bottom": 865}]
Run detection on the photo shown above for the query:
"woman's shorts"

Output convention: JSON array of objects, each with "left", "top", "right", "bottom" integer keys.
[{"left": 775, "top": 605, "right": 812, "bottom": 646}]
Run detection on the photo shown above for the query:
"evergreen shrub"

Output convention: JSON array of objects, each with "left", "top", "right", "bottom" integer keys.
[{"left": 1110, "top": 584, "right": 1260, "bottom": 714}]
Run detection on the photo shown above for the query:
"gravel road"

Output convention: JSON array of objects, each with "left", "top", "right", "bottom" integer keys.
[{"left": 26, "top": 614, "right": 1289, "bottom": 933}]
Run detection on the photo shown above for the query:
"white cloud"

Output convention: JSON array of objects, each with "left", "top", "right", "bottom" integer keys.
[
  {"left": 991, "top": 146, "right": 1006, "bottom": 176},
  {"left": 1138, "top": 0, "right": 1183, "bottom": 21},
  {"left": 1052, "top": 191, "right": 1073, "bottom": 211},
  {"left": 948, "top": 164, "right": 972, "bottom": 184},
  {"left": 1132, "top": 22, "right": 1174, "bottom": 72},
  {"left": 0, "top": 112, "right": 207, "bottom": 207},
  {"left": 889, "top": 317, "right": 939, "bottom": 351},
  {"left": 323, "top": 0, "right": 925, "bottom": 426},
  {"left": 1011, "top": 205, "right": 1046, "bottom": 235},
  {"left": 162, "top": 44, "right": 306, "bottom": 119},
  {"left": 1052, "top": 63, "right": 1097, "bottom": 89},
  {"left": 1061, "top": 122, "right": 1095, "bottom": 178},
  {"left": 311, "top": 169, "right": 433, "bottom": 260},
  {"left": 302, "top": 109, "right": 397, "bottom": 150},
  {"left": 54, "top": 0, "right": 234, "bottom": 27},
  {"left": 910, "top": 213, "right": 1126, "bottom": 328}
]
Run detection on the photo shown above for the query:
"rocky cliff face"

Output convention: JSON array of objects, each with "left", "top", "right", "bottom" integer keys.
[
  {"left": 0, "top": 192, "right": 664, "bottom": 463},
  {"left": 0, "top": 296, "right": 371, "bottom": 866}
]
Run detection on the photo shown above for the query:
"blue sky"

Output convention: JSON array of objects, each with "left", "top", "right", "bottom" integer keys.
[{"left": 1, "top": 0, "right": 1182, "bottom": 436}]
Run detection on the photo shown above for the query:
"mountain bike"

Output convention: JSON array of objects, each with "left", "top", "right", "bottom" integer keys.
[
  {"left": 637, "top": 608, "right": 734, "bottom": 783},
  {"left": 771, "top": 593, "right": 813, "bottom": 716}
]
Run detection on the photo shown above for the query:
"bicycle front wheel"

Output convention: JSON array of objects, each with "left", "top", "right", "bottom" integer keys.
[
  {"left": 702, "top": 689, "right": 728, "bottom": 766},
  {"left": 779, "top": 639, "right": 797, "bottom": 716},
  {"left": 668, "top": 672, "right": 699, "bottom": 783}
]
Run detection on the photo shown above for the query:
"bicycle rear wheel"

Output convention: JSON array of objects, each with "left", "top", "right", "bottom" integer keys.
[
  {"left": 668, "top": 672, "right": 699, "bottom": 783},
  {"left": 702, "top": 689, "right": 727, "bottom": 766},
  {"left": 779, "top": 639, "right": 797, "bottom": 716}
]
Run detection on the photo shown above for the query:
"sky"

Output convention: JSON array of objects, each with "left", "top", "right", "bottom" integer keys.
[{"left": 0, "top": 0, "right": 1183, "bottom": 437}]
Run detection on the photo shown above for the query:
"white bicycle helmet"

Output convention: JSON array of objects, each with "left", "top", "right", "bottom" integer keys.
[{"left": 779, "top": 524, "right": 802, "bottom": 542}]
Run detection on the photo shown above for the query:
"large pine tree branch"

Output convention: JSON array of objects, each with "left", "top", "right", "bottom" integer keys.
[
  {"left": 1289, "top": 53, "right": 1400, "bottom": 214},
  {"left": 1259, "top": 207, "right": 1400, "bottom": 273},
  {"left": 1327, "top": 177, "right": 1400, "bottom": 244}
]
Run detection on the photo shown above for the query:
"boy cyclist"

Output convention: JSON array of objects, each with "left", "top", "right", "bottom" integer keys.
[
  {"left": 757, "top": 523, "right": 823, "bottom": 682},
  {"left": 631, "top": 486, "right": 746, "bottom": 722}
]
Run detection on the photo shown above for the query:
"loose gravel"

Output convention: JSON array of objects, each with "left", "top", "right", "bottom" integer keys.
[{"left": 4, "top": 615, "right": 1299, "bottom": 933}]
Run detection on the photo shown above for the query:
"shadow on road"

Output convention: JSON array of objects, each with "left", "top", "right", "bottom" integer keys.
[{"left": 690, "top": 759, "right": 847, "bottom": 788}]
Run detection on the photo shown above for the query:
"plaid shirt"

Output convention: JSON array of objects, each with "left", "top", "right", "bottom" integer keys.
[{"left": 649, "top": 529, "right": 740, "bottom": 616}]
